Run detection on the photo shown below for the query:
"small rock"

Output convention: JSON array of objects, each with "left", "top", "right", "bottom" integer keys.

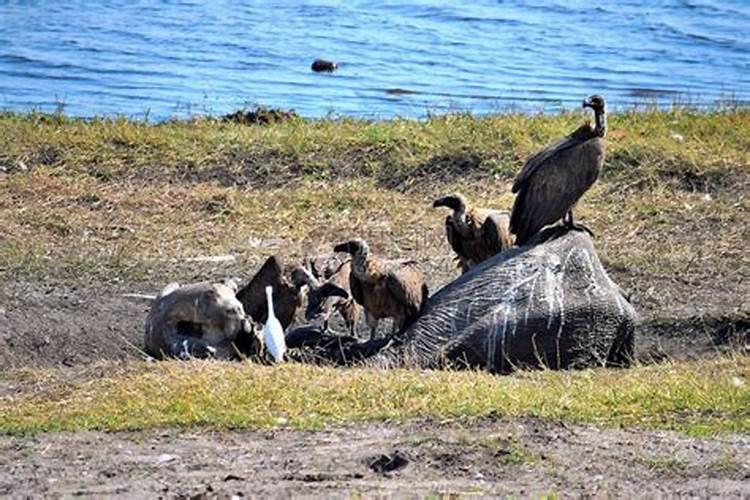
[{"left": 157, "top": 453, "right": 178, "bottom": 465}]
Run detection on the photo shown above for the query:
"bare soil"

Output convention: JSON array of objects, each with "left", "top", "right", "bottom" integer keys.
[{"left": 1, "top": 417, "right": 748, "bottom": 498}]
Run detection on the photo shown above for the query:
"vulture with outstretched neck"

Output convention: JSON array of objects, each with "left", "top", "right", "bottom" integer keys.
[
  {"left": 433, "top": 193, "right": 513, "bottom": 273},
  {"left": 333, "top": 239, "right": 428, "bottom": 339},
  {"left": 510, "top": 94, "right": 607, "bottom": 245}
]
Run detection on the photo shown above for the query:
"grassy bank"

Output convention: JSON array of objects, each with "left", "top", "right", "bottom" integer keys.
[
  {"left": 0, "top": 108, "right": 748, "bottom": 285},
  {"left": 1, "top": 356, "right": 747, "bottom": 436}
]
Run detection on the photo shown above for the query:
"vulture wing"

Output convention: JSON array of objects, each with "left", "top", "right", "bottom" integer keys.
[
  {"left": 444, "top": 215, "right": 463, "bottom": 256},
  {"left": 385, "top": 263, "right": 428, "bottom": 319},
  {"left": 236, "top": 256, "right": 284, "bottom": 324},
  {"left": 510, "top": 137, "right": 604, "bottom": 244},
  {"left": 482, "top": 211, "right": 512, "bottom": 254},
  {"left": 512, "top": 124, "right": 594, "bottom": 193}
]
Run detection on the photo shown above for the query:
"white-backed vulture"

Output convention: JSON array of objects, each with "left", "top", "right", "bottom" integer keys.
[
  {"left": 333, "top": 239, "right": 428, "bottom": 339},
  {"left": 299, "top": 259, "right": 361, "bottom": 335},
  {"left": 433, "top": 193, "right": 513, "bottom": 273},
  {"left": 236, "top": 256, "right": 306, "bottom": 331},
  {"left": 510, "top": 94, "right": 607, "bottom": 245}
]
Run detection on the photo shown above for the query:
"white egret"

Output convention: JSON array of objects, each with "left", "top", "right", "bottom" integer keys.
[{"left": 262, "top": 286, "right": 286, "bottom": 363}]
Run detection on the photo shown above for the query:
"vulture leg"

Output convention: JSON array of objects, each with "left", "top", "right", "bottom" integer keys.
[
  {"left": 565, "top": 210, "right": 595, "bottom": 238},
  {"left": 366, "top": 311, "right": 379, "bottom": 340}
]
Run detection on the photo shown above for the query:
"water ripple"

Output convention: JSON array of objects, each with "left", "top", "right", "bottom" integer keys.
[{"left": 0, "top": 0, "right": 747, "bottom": 119}]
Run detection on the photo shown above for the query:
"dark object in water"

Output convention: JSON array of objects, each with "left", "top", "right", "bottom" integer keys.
[
  {"left": 385, "top": 88, "right": 418, "bottom": 95},
  {"left": 223, "top": 106, "right": 298, "bottom": 126},
  {"left": 311, "top": 59, "right": 337, "bottom": 72}
]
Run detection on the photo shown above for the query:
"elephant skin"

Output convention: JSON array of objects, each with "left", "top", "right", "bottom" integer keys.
[{"left": 372, "top": 227, "right": 638, "bottom": 373}]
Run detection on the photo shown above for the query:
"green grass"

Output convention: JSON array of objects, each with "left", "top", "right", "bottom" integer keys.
[
  {"left": 1, "top": 355, "right": 747, "bottom": 436},
  {"left": 0, "top": 108, "right": 748, "bottom": 284}
]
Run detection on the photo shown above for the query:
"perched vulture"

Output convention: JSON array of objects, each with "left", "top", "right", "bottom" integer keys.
[
  {"left": 236, "top": 256, "right": 306, "bottom": 330},
  {"left": 333, "top": 239, "right": 428, "bottom": 339},
  {"left": 510, "top": 94, "right": 607, "bottom": 245},
  {"left": 433, "top": 193, "right": 513, "bottom": 273}
]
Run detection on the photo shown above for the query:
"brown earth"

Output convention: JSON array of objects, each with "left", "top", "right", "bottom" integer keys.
[{"left": 1, "top": 417, "right": 748, "bottom": 498}]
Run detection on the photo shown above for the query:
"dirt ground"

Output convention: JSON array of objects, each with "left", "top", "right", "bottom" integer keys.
[{"left": 1, "top": 417, "right": 748, "bottom": 498}]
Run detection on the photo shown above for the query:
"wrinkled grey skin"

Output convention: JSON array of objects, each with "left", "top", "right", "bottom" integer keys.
[{"left": 372, "top": 228, "right": 637, "bottom": 373}]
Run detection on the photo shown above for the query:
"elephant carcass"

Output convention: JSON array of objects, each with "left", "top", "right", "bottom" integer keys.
[{"left": 373, "top": 227, "right": 637, "bottom": 373}]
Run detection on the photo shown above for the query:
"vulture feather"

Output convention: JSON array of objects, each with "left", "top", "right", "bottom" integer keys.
[
  {"left": 333, "top": 239, "right": 428, "bottom": 339},
  {"left": 236, "top": 256, "right": 305, "bottom": 330},
  {"left": 433, "top": 193, "right": 513, "bottom": 272}
]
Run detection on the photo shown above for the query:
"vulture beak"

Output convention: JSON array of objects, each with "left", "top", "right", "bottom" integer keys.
[{"left": 432, "top": 195, "right": 463, "bottom": 212}]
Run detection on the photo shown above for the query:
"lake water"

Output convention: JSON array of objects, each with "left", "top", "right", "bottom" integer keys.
[{"left": 1, "top": 0, "right": 748, "bottom": 120}]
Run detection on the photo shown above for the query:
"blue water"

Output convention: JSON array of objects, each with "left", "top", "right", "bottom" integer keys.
[{"left": 1, "top": 0, "right": 748, "bottom": 120}]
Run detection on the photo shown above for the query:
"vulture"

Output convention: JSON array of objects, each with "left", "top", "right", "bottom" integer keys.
[
  {"left": 433, "top": 193, "right": 513, "bottom": 273},
  {"left": 333, "top": 239, "right": 428, "bottom": 339},
  {"left": 299, "top": 259, "right": 362, "bottom": 336},
  {"left": 236, "top": 256, "right": 306, "bottom": 330},
  {"left": 510, "top": 94, "right": 607, "bottom": 245},
  {"left": 306, "top": 253, "right": 346, "bottom": 281}
]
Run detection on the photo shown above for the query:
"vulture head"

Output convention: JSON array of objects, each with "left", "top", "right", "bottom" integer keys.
[
  {"left": 290, "top": 265, "right": 318, "bottom": 289},
  {"left": 333, "top": 239, "right": 369, "bottom": 257},
  {"left": 583, "top": 94, "right": 607, "bottom": 137},
  {"left": 583, "top": 94, "right": 606, "bottom": 113},
  {"left": 304, "top": 282, "right": 350, "bottom": 322},
  {"left": 432, "top": 194, "right": 467, "bottom": 213}
]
